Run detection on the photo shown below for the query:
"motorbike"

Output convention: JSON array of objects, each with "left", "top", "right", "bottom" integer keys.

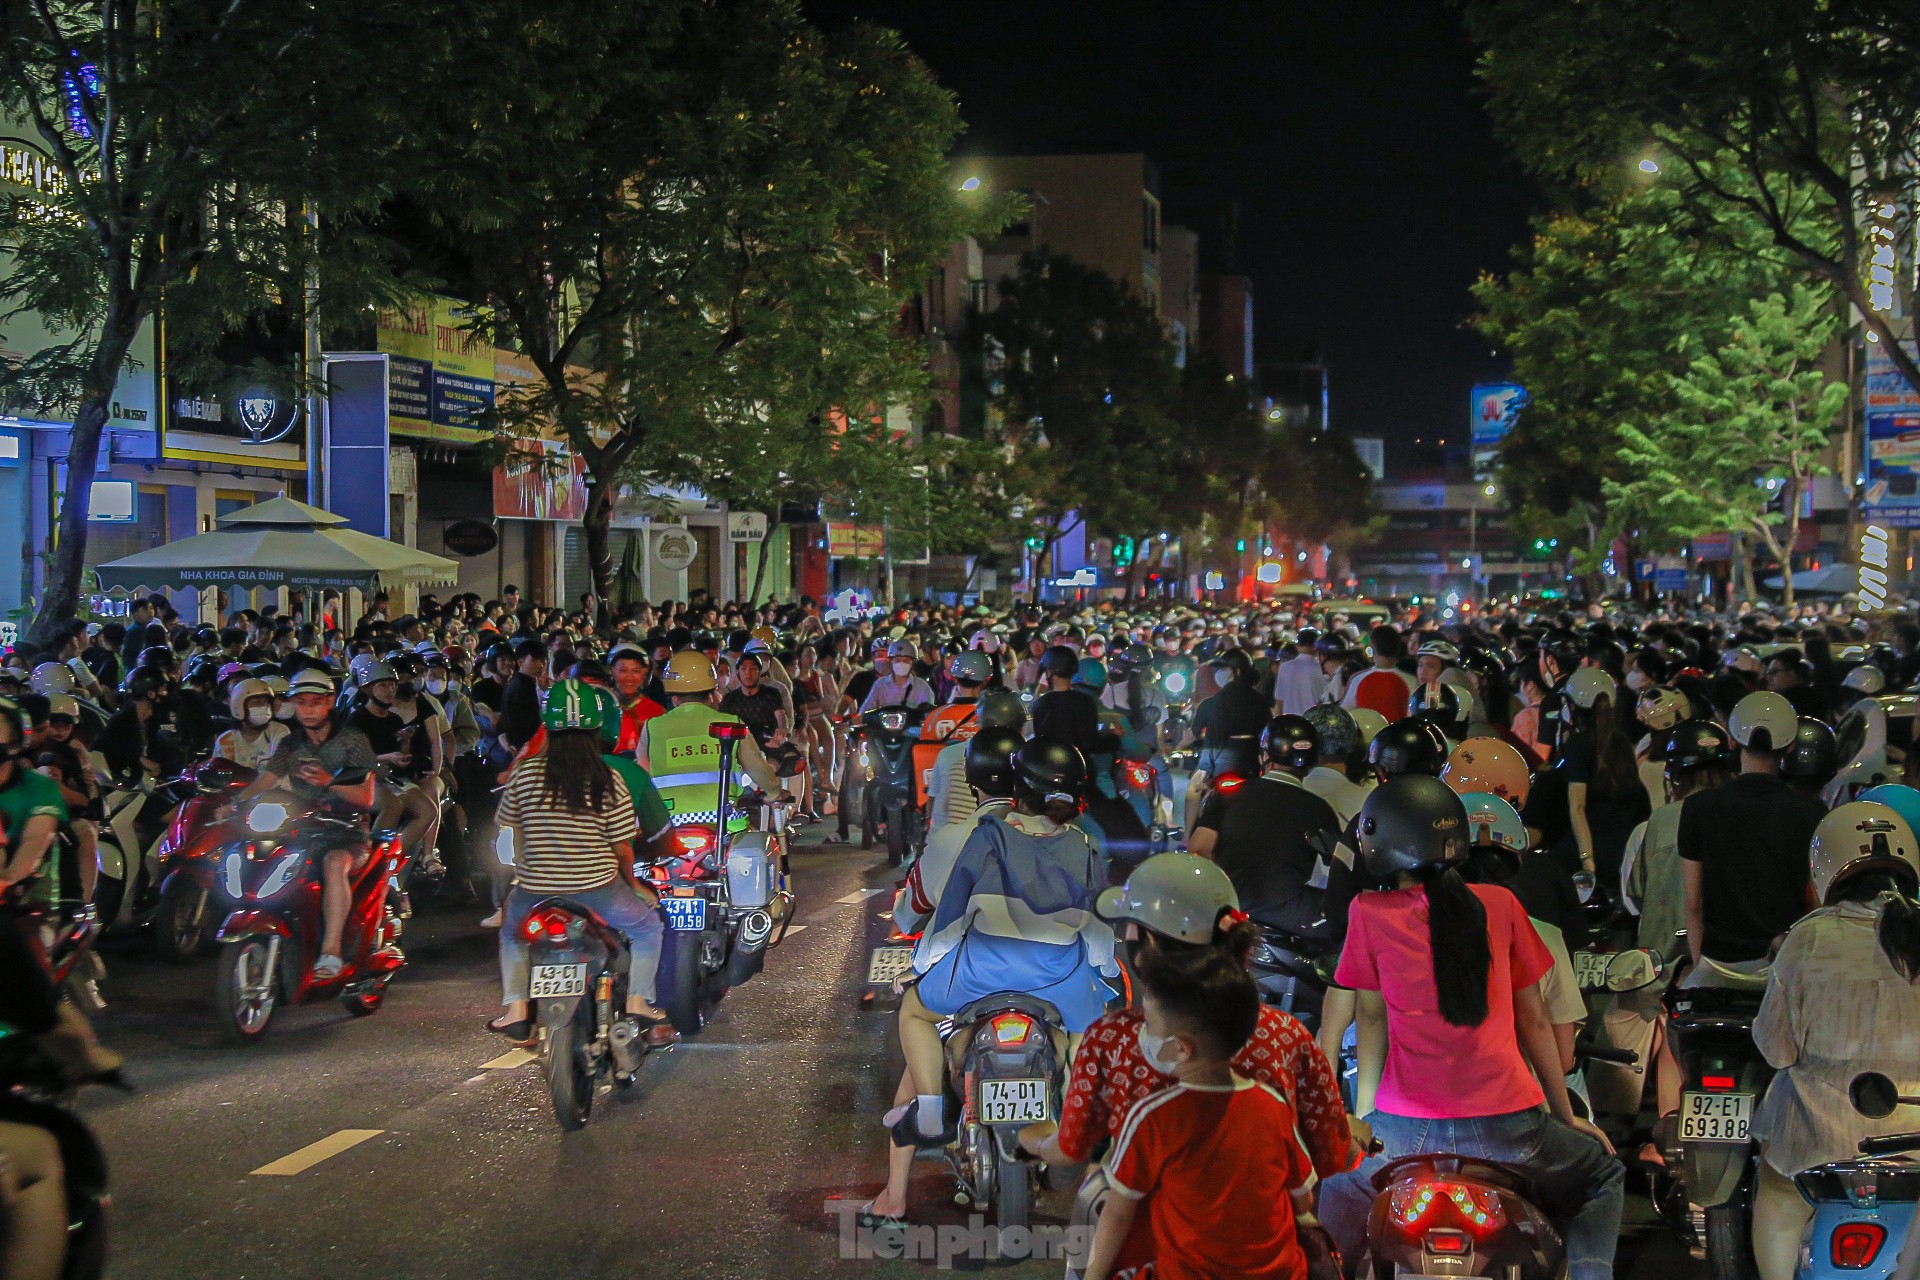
[
  {"left": 1659, "top": 977, "right": 1776, "bottom": 1280},
  {"left": 940, "top": 991, "right": 1068, "bottom": 1230},
  {"left": 89, "top": 770, "right": 198, "bottom": 936},
  {"left": 1247, "top": 921, "right": 1335, "bottom": 1032},
  {"left": 148, "top": 757, "right": 255, "bottom": 962},
  {"left": 5, "top": 883, "right": 103, "bottom": 1014},
  {"left": 644, "top": 722, "right": 793, "bottom": 1035},
  {"left": 0, "top": 1024, "right": 111, "bottom": 1280},
  {"left": 209, "top": 786, "right": 408, "bottom": 1044},
  {"left": 856, "top": 704, "right": 929, "bottom": 866},
  {"left": 520, "top": 896, "right": 655, "bottom": 1130},
  {"left": 1787, "top": 1073, "right": 1920, "bottom": 1280},
  {"left": 1361, "top": 1153, "right": 1569, "bottom": 1280}
]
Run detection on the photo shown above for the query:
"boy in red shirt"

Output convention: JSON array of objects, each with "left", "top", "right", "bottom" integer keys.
[{"left": 1086, "top": 947, "right": 1310, "bottom": 1280}]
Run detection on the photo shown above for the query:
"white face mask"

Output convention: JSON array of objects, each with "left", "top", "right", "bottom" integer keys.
[
  {"left": 892, "top": 661, "right": 913, "bottom": 678},
  {"left": 425, "top": 677, "right": 448, "bottom": 696},
  {"left": 1624, "top": 670, "right": 1650, "bottom": 692},
  {"left": 246, "top": 705, "right": 274, "bottom": 728},
  {"left": 1135, "top": 1023, "right": 1187, "bottom": 1074}
]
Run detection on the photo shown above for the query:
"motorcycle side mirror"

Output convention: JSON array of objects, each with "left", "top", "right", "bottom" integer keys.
[
  {"left": 1605, "top": 949, "right": 1662, "bottom": 993},
  {"left": 1852, "top": 1072, "right": 1901, "bottom": 1120}
]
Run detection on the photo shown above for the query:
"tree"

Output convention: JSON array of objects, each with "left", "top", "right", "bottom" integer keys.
[
  {"left": 1470, "top": 181, "right": 1809, "bottom": 579},
  {"left": 1467, "top": 0, "right": 1920, "bottom": 388},
  {"left": 1608, "top": 285, "right": 1848, "bottom": 608},
  {"left": 406, "top": 0, "right": 991, "bottom": 608},
  {"left": 968, "top": 251, "right": 1181, "bottom": 597},
  {"left": 0, "top": 0, "right": 424, "bottom": 642}
]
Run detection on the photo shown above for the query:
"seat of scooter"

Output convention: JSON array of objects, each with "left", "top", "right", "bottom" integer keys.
[
  {"left": 528, "top": 896, "right": 630, "bottom": 947},
  {"left": 951, "top": 991, "right": 1066, "bottom": 1031},
  {"left": 1370, "top": 1153, "right": 1543, "bottom": 1206}
]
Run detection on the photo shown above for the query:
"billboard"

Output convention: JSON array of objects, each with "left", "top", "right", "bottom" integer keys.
[
  {"left": 1469, "top": 383, "right": 1528, "bottom": 478},
  {"left": 493, "top": 438, "right": 588, "bottom": 521},
  {"left": 377, "top": 296, "right": 496, "bottom": 444},
  {"left": 825, "top": 521, "right": 885, "bottom": 559},
  {"left": 1864, "top": 341, "right": 1920, "bottom": 528}
]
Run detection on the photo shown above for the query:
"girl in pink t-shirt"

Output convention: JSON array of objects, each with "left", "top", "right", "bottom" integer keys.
[{"left": 1316, "top": 777, "right": 1625, "bottom": 1280}]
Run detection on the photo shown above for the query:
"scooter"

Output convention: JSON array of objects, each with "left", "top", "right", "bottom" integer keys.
[
  {"left": 89, "top": 771, "right": 196, "bottom": 934},
  {"left": 1660, "top": 977, "right": 1776, "bottom": 1280},
  {"left": 1790, "top": 1073, "right": 1920, "bottom": 1280},
  {"left": 0, "top": 1024, "right": 111, "bottom": 1280},
  {"left": 209, "top": 786, "right": 408, "bottom": 1044},
  {"left": 858, "top": 705, "right": 929, "bottom": 866},
  {"left": 1362, "top": 1153, "right": 1569, "bottom": 1280},
  {"left": 1247, "top": 921, "right": 1336, "bottom": 1031},
  {"left": 644, "top": 722, "right": 793, "bottom": 1035},
  {"left": 520, "top": 896, "right": 654, "bottom": 1131},
  {"left": 149, "top": 757, "right": 254, "bottom": 962},
  {"left": 940, "top": 991, "right": 1067, "bottom": 1231}
]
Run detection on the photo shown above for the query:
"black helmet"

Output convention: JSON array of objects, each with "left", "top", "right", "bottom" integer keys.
[
  {"left": 1410, "top": 682, "right": 1469, "bottom": 741},
  {"left": 182, "top": 654, "right": 222, "bottom": 687},
  {"left": 1782, "top": 716, "right": 1838, "bottom": 784},
  {"left": 1109, "top": 643, "right": 1152, "bottom": 680},
  {"left": 1458, "top": 648, "right": 1505, "bottom": 683},
  {"left": 976, "top": 689, "right": 1026, "bottom": 730},
  {"left": 1664, "top": 719, "right": 1734, "bottom": 783},
  {"left": 389, "top": 652, "right": 426, "bottom": 680},
  {"left": 1040, "top": 645, "right": 1080, "bottom": 680},
  {"left": 484, "top": 641, "right": 513, "bottom": 664},
  {"left": 123, "top": 669, "right": 171, "bottom": 702},
  {"left": 1261, "top": 714, "right": 1321, "bottom": 773},
  {"left": 964, "top": 727, "right": 1025, "bottom": 798},
  {"left": 1540, "top": 633, "right": 1582, "bottom": 672},
  {"left": 1011, "top": 736, "right": 1088, "bottom": 806},
  {"left": 1369, "top": 717, "right": 1450, "bottom": 778},
  {"left": 138, "top": 644, "right": 175, "bottom": 672},
  {"left": 1213, "top": 647, "right": 1254, "bottom": 683},
  {"left": 1358, "top": 776, "right": 1471, "bottom": 881}
]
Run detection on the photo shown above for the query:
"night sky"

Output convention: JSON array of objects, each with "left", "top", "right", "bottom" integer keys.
[{"left": 804, "top": 0, "right": 1537, "bottom": 473}]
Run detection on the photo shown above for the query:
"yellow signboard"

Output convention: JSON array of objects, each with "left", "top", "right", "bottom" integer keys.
[{"left": 376, "top": 296, "right": 496, "bottom": 443}]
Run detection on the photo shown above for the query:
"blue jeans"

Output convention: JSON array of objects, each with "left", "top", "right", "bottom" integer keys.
[
  {"left": 1319, "top": 1107, "right": 1624, "bottom": 1280},
  {"left": 498, "top": 883, "right": 666, "bottom": 1005}
]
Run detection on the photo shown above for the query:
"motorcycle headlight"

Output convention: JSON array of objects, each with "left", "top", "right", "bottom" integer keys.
[
  {"left": 880, "top": 710, "right": 907, "bottom": 731},
  {"left": 255, "top": 851, "right": 305, "bottom": 900},
  {"left": 247, "top": 802, "right": 290, "bottom": 835},
  {"left": 1163, "top": 672, "right": 1188, "bottom": 695},
  {"left": 222, "top": 849, "right": 247, "bottom": 899}
]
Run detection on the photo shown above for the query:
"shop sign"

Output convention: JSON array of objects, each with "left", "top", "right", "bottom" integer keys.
[
  {"left": 492, "top": 438, "right": 588, "bottom": 521},
  {"left": 825, "top": 521, "right": 885, "bottom": 559},
  {"left": 443, "top": 518, "right": 498, "bottom": 558},
  {"left": 165, "top": 376, "right": 296, "bottom": 447},
  {"left": 1859, "top": 524, "right": 1892, "bottom": 613},
  {"left": 1864, "top": 341, "right": 1920, "bottom": 528},
  {"left": 378, "top": 296, "right": 497, "bottom": 444},
  {"left": 652, "top": 526, "right": 698, "bottom": 571},
  {"left": 86, "top": 478, "right": 136, "bottom": 523},
  {"left": 726, "top": 511, "right": 768, "bottom": 542}
]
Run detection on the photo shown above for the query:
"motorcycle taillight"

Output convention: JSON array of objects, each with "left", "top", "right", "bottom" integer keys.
[
  {"left": 1424, "top": 1230, "right": 1471, "bottom": 1255},
  {"left": 1124, "top": 763, "right": 1153, "bottom": 791},
  {"left": 1833, "top": 1223, "right": 1887, "bottom": 1269},
  {"left": 1214, "top": 773, "right": 1247, "bottom": 797},
  {"left": 674, "top": 824, "right": 716, "bottom": 856},
  {"left": 523, "top": 907, "right": 577, "bottom": 942},
  {"left": 989, "top": 1013, "right": 1034, "bottom": 1046},
  {"left": 1388, "top": 1180, "right": 1507, "bottom": 1236}
]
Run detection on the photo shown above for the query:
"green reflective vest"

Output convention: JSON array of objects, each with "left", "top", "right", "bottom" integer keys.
[{"left": 646, "top": 702, "right": 747, "bottom": 831}]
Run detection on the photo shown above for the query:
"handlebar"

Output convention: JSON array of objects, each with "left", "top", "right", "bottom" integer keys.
[
  {"left": 1579, "top": 1045, "right": 1641, "bottom": 1067},
  {"left": 1859, "top": 1132, "right": 1920, "bottom": 1157}
]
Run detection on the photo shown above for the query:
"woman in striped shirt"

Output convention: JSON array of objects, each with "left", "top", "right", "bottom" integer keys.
[{"left": 489, "top": 680, "right": 672, "bottom": 1044}]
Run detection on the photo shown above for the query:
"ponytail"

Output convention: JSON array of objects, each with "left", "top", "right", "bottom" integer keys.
[
  {"left": 1879, "top": 892, "right": 1920, "bottom": 983},
  {"left": 1420, "top": 864, "right": 1490, "bottom": 1027},
  {"left": 1212, "top": 913, "right": 1258, "bottom": 971}
]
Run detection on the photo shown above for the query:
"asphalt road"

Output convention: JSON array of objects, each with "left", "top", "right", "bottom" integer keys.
[{"left": 79, "top": 830, "right": 1703, "bottom": 1280}]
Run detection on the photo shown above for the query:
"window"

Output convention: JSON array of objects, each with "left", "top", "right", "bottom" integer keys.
[
  {"left": 968, "top": 279, "right": 988, "bottom": 313},
  {"left": 1142, "top": 196, "right": 1160, "bottom": 252}
]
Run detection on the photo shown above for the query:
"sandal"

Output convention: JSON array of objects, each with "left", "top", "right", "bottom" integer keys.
[
  {"left": 626, "top": 1009, "right": 682, "bottom": 1046},
  {"left": 888, "top": 1100, "right": 957, "bottom": 1151},
  {"left": 855, "top": 1200, "right": 907, "bottom": 1231},
  {"left": 487, "top": 1015, "right": 533, "bottom": 1041}
]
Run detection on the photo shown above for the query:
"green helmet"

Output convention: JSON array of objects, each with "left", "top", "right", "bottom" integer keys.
[
  {"left": 591, "top": 684, "right": 623, "bottom": 749},
  {"left": 543, "top": 679, "right": 606, "bottom": 734}
]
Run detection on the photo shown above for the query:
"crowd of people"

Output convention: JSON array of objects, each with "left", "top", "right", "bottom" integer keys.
[{"left": 5, "top": 580, "right": 1920, "bottom": 1279}]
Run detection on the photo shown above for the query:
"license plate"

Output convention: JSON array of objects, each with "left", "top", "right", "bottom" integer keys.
[
  {"left": 979, "top": 1078, "right": 1051, "bottom": 1125},
  {"left": 1680, "top": 1091, "right": 1753, "bottom": 1143},
  {"left": 867, "top": 945, "right": 915, "bottom": 985},
  {"left": 529, "top": 963, "right": 587, "bottom": 999},
  {"left": 663, "top": 896, "right": 707, "bottom": 932},
  {"left": 1574, "top": 950, "right": 1611, "bottom": 992}
]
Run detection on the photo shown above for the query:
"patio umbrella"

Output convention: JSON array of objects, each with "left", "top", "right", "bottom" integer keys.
[
  {"left": 94, "top": 495, "right": 459, "bottom": 594},
  {"left": 1760, "top": 563, "right": 1858, "bottom": 596}
]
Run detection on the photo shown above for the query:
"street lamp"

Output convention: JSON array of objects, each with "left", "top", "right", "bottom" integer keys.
[
  {"left": 958, "top": 176, "right": 981, "bottom": 191},
  {"left": 1637, "top": 158, "right": 1660, "bottom": 174}
]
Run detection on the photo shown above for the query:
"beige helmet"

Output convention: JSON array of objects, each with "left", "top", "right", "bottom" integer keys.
[
  {"left": 1567, "top": 666, "right": 1617, "bottom": 710},
  {"left": 663, "top": 650, "right": 717, "bottom": 695},
  {"left": 1094, "top": 853, "right": 1239, "bottom": 945},
  {"left": 1810, "top": 801, "right": 1919, "bottom": 905},
  {"left": 228, "top": 677, "right": 272, "bottom": 721},
  {"left": 1729, "top": 690, "right": 1798, "bottom": 753}
]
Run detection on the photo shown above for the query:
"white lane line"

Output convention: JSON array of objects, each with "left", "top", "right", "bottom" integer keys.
[
  {"left": 835, "top": 888, "right": 887, "bottom": 904},
  {"left": 480, "top": 1048, "right": 538, "bottom": 1070},
  {"left": 783, "top": 924, "right": 808, "bottom": 935},
  {"left": 250, "top": 1129, "right": 385, "bottom": 1176}
]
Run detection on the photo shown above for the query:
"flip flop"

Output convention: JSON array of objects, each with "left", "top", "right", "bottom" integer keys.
[
  {"left": 487, "top": 1015, "right": 532, "bottom": 1040},
  {"left": 855, "top": 1200, "right": 907, "bottom": 1231}
]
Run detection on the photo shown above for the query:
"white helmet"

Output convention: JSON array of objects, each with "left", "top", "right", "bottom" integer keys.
[
  {"left": 1729, "top": 691, "right": 1798, "bottom": 753},
  {"left": 1567, "top": 666, "right": 1617, "bottom": 711},
  {"left": 1094, "top": 853, "right": 1239, "bottom": 945},
  {"left": 43, "top": 691, "right": 80, "bottom": 722},
  {"left": 1637, "top": 686, "right": 1689, "bottom": 732},
  {"left": 30, "top": 662, "right": 76, "bottom": 696},
  {"left": 1810, "top": 801, "right": 1920, "bottom": 905},
  {"left": 1416, "top": 640, "right": 1460, "bottom": 664},
  {"left": 228, "top": 677, "right": 272, "bottom": 721},
  {"left": 286, "top": 668, "right": 336, "bottom": 699},
  {"left": 1843, "top": 665, "right": 1888, "bottom": 695}
]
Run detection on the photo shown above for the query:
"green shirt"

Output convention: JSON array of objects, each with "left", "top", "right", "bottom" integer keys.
[
  {"left": 604, "top": 755, "right": 673, "bottom": 842},
  {"left": 0, "top": 767, "right": 69, "bottom": 906}
]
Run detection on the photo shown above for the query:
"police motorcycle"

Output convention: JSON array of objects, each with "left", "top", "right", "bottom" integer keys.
[{"left": 643, "top": 721, "right": 792, "bottom": 1035}]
